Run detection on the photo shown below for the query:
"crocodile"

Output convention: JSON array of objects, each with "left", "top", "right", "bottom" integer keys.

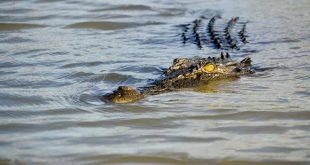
[
  {"left": 102, "top": 52, "right": 253, "bottom": 103},
  {"left": 101, "top": 16, "right": 254, "bottom": 103}
]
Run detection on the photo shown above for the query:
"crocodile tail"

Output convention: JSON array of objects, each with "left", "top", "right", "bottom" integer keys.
[{"left": 101, "top": 86, "right": 144, "bottom": 103}]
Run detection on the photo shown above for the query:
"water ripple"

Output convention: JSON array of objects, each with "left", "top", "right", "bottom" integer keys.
[
  {"left": 0, "top": 36, "right": 33, "bottom": 43},
  {"left": 208, "top": 125, "right": 289, "bottom": 134},
  {"left": 0, "top": 93, "right": 48, "bottom": 107},
  {"left": 65, "top": 21, "right": 164, "bottom": 30},
  {"left": 238, "top": 146, "right": 308, "bottom": 154},
  {"left": 60, "top": 61, "right": 107, "bottom": 68},
  {"left": 0, "top": 79, "right": 71, "bottom": 88},
  {"left": 0, "top": 23, "right": 45, "bottom": 31},
  {"left": 68, "top": 135, "right": 225, "bottom": 146},
  {"left": 58, "top": 72, "right": 142, "bottom": 85},
  {"left": 115, "top": 65, "right": 162, "bottom": 74},
  {"left": 0, "top": 0, "right": 310, "bottom": 164},
  {"left": 182, "top": 111, "right": 310, "bottom": 121},
  {"left": 0, "top": 108, "right": 89, "bottom": 118},
  {"left": 91, "top": 4, "right": 153, "bottom": 12}
]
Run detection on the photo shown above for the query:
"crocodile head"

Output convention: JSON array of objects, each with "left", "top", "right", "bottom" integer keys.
[
  {"left": 164, "top": 54, "right": 254, "bottom": 83},
  {"left": 101, "top": 86, "right": 143, "bottom": 104},
  {"left": 198, "top": 57, "right": 254, "bottom": 80}
]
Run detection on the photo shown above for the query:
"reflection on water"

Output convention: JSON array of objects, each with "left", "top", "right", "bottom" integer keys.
[
  {"left": 66, "top": 21, "right": 164, "bottom": 30},
  {"left": 0, "top": 0, "right": 310, "bottom": 164},
  {"left": 0, "top": 23, "right": 45, "bottom": 31},
  {"left": 193, "top": 78, "right": 239, "bottom": 93}
]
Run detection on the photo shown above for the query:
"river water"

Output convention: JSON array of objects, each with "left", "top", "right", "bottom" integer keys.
[{"left": 0, "top": 0, "right": 310, "bottom": 164}]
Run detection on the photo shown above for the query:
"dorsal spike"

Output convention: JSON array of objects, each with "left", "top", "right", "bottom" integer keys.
[
  {"left": 207, "top": 15, "right": 223, "bottom": 49},
  {"left": 220, "top": 52, "right": 225, "bottom": 60},
  {"left": 240, "top": 57, "right": 252, "bottom": 66},
  {"left": 224, "top": 17, "right": 239, "bottom": 50},
  {"left": 239, "top": 24, "right": 249, "bottom": 44},
  {"left": 226, "top": 52, "right": 230, "bottom": 58}
]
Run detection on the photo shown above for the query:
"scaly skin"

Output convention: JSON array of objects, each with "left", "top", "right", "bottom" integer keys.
[
  {"left": 101, "top": 86, "right": 144, "bottom": 103},
  {"left": 101, "top": 52, "right": 254, "bottom": 103}
]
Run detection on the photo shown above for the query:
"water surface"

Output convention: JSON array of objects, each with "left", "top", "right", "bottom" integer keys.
[{"left": 0, "top": 0, "right": 310, "bottom": 164}]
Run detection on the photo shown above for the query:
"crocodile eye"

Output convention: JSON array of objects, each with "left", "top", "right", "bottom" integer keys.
[{"left": 202, "top": 63, "right": 216, "bottom": 73}]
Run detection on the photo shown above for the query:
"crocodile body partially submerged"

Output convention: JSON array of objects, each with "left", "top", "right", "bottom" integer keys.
[
  {"left": 102, "top": 52, "right": 253, "bottom": 103},
  {"left": 101, "top": 16, "right": 254, "bottom": 103}
]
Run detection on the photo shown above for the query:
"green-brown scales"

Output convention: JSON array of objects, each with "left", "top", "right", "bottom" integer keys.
[{"left": 102, "top": 52, "right": 253, "bottom": 103}]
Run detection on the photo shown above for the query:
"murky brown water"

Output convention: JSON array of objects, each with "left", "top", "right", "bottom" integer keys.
[{"left": 0, "top": 0, "right": 310, "bottom": 164}]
